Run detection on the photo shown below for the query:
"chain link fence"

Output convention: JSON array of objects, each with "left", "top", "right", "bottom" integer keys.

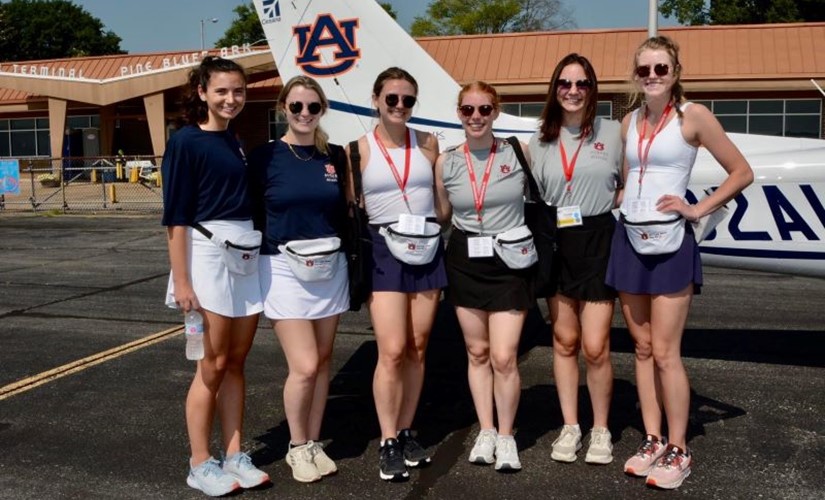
[{"left": 0, "top": 156, "right": 164, "bottom": 213}]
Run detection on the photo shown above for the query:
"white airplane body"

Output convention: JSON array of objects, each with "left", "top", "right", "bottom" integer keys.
[{"left": 252, "top": 0, "right": 825, "bottom": 278}]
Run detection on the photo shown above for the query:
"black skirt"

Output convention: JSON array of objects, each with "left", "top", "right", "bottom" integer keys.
[
  {"left": 551, "top": 212, "right": 617, "bottom": 302},
  {"left": 445, "top": 228, "right": 534, "bottom": 311}
]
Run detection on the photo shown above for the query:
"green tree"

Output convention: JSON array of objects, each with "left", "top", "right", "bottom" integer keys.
[
  {"left": 0, "top": 0, "right": 123, "bottom": 61},
  {"left": 215, "top": 2, "right": 265, "bottom": 48},
  {"left": 380, "top": 2, "right": 398, "bottom": 19},
  {"left": 660, "top": 0, "right": 825, "bottom": 25},
  {"left": 411, "top": 0, "right": 574, "bottom": 37}
]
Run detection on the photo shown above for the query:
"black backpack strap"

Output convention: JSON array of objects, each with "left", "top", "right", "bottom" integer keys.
[
  {"left": 191, "top": 222, "right": 213, "bottom": 239},
  {"left": 348, "top": 139, "right": 364, "bottom": 205},
  {"left": 506, "top": 136, "right": 541, "bottom": 203}
]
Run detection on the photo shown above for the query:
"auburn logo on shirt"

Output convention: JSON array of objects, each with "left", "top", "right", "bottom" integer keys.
[{"left": 324, "top": 163, "right": 338, "bottom": 183}]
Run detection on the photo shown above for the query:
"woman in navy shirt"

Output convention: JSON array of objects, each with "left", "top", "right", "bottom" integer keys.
[
  {"left": 161, "top": 56, "right": 268, "bottom": 496},
  {"left": 248, "top": 76, "right": 348, "bottom": 484}
]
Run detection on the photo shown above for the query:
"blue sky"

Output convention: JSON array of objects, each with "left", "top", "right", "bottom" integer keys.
[{"left": 71, "top": 0, "right": 681, "bottom": 54}]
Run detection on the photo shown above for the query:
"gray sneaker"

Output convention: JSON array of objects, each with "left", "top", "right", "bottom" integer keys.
[
  {"left": 469, "top": 429, "right": 497, "bottom": 464},
  {"left": 308, "top": 440, "right": 337, "bottom": 476},
  {"left": 584, "top": 427, "right": 614, "bottom": 465},
  {"left": 286, "top": 443, "right": 322, "bottom": 483},
  {"left": 494, "top": 434, "right": 522, "bottom": 471},
  {"left": 551, "top": 424, "right": 582, "bottom": 463},
  {"left": 187, "top": 457, "right": 240, "bottom": 497}
]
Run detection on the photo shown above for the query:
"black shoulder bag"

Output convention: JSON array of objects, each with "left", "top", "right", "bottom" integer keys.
[
  {"left": 506, "top": 136, "right": 558, "bottom": 298},
  {"left": 337, "top": 140, "right": 372, "bottom": 311}
]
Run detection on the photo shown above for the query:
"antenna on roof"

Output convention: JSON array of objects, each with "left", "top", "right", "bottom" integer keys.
[{"left": 812, "top": 79, "right": 825, "bottom": 98}]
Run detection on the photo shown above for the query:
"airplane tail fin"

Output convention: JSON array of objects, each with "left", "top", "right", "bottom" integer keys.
[{"left": 252, "top": 0, "right": 536, "bottom": 147}]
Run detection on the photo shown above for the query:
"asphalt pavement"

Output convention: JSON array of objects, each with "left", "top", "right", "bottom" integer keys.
[{"left": 0, "top": 214, "right": 823, "bottom": 500}]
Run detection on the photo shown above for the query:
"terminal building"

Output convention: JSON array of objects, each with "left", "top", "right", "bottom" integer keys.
[{"left": 0, "top": 23, "right": 823, "bottom": 160}]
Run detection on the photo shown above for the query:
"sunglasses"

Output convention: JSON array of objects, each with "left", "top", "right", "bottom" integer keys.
[
  {"left": 635, "top": 63, "right": 670, "bottom": 78},
  {"left": 385, "top": 94, "right": 417, "bottom": 109},
  {"left": 557, "top": 79, "right": 593, "bottom": 91},
  {"left": 458, "top": 104, "right": 495, "bottom": 117},
  {"left": 287, "top": 101, "right": 322, "bottom": 115}
]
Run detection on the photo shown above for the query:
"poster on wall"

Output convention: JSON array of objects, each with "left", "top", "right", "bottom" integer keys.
[{"left": 0, "top": 159, "right": 20, "bottom": 195}]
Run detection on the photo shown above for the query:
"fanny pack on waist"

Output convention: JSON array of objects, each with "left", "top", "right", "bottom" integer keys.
[
  {"left": 193, "top": 223, "right": 262, "bottom": 275},
  {"left": 277, "top": 236, "right": 342, "bottom": 282}
]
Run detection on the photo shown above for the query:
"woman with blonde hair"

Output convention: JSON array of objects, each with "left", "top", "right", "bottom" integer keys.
[
  {"left": 249, "top": 75, "right": 349, "bottom": 483},
  {"left": 608, "top": 36, "right": 753, "bottom": 489}
]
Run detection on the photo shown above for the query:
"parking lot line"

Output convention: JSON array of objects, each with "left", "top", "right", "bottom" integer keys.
[{"left": 0, "top": 325, "right": 182, "bottom": 401}]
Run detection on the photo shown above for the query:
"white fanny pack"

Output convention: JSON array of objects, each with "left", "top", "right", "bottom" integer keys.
[
  {"left": 193, "top": 223, "right": 262, "bottom": 275},
  {"left": 621, "top": 215, "right": 685, "bottom": 255},
  {"left": 378, "top": 222, "right": 442, "bottom": 266},
  {"left": 278, "top": 237, "right": 342, "bottom": 282},
  {"left": 493, "top": 225, "right": 538, "bottom": 269}
]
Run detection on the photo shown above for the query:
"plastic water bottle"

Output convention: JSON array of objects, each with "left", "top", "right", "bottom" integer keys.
[{"left": 184, "top": 310, "right": 204, "bottom": 361}]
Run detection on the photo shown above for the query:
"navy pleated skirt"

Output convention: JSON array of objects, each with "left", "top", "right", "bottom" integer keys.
[{"left": 605, "top": 219, "right": 702, "bottom": 295}]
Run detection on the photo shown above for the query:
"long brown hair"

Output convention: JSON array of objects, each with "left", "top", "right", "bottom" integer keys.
[
  {"left": 630, "top": 35, "right": 686, "bottom": 117},
  {"left": 183, "top": 56, "right": 246, "bottom": 125},
  {"left": 277, "top": 75, "right": 330, "bottom": 154},
  {"left": 537, "top": 53, "right": 598, "bottom": 143}
]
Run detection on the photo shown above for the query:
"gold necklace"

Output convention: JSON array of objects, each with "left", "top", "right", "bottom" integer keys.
[{"left": 286, "top": 141, "right": 316, "bottom": 161}]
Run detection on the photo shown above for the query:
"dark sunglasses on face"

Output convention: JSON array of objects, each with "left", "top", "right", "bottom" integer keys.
[
  {"left": 385, "top": 94, "right": 417, "bottom": 109},
  {"left": 458, "top": 104, "right": 495, "bottom": 117},
  {"left": 557, "top": 79, "right": 593, "bottom": 91},
  {"left": 287, "top": 101, "right": 323, "bottom": 115},
  {"left": 635, "top": 63, "right": 670, "bottom": 78}
]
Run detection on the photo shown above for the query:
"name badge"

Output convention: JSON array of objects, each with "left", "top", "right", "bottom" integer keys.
[
  {"left": 628, "top": 198, "right": 652, "bottom": 217},
  {"left": 557, "top": 205, "right": 583, "bottom": 228},
  {"left": 397, "top": 213, "right": 426, "bottom": 235},
  {"left": 467, "top": 236, "right": 494, "bottom": 258}
]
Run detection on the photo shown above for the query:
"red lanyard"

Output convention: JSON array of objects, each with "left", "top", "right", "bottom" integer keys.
[
  {"left": 636, "top": 101, "right": 674, "bottom": 196},
  {"left": 559, "top": 135, "right": 585, "bottom": 194},
  {"left": 374, "top": 128, "right": 411, "bottom": 203},
  {"left": 463, "top": 140, "right": 497, "bottom": 222}
]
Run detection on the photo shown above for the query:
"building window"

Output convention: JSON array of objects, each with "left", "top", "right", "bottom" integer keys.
[
  {"left": 67, "top": 115, "right": 100, "bottom": 130},
  {"left": 502, "top": 101, "right": 613, "bottom": 119},
  {"left": 693, "top": 99, "right": 821, "bottom": 138},
  {"left": 1, "top": 117, "right": 51, "bottom": 157},
  {"left": 268, "top": 109, "right": 287, "bottom": 141}
]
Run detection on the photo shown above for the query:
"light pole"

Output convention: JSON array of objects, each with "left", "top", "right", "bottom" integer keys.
[{"left": 200, "top": 17, "right": 219, "bottom": 50}]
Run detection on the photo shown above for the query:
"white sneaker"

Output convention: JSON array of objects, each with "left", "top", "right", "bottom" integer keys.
[
  {"left": 222, "top": 451, "right": 270, "bottom": 488},
  {"left": 286, "top": 443, "right": 322, "bottom": 483},
  {"left": 469, "top": 429, "right": 497, "bottom": 464},
  {"left": 584, "top": 427, "right": 614, "bottom": 465},
  {"left": 551, "top": 424, "right": 582, "bottom": 463},
  {"left": 308, "top": 440, "right": 337, "bottom": 476},
  {"left": 187, "top": 457, "right": 240, "bottom": 497},
  {"left": 494, "top": 434, "right": 522, "bottom": 471}
]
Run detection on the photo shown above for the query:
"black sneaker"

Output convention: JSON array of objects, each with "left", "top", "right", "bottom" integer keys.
[
  {"left": 398, "top": 429, "right": 431, "bottom": 467},
  {"left": 378, "top": 438, "right": 409, "bottom": 481}
]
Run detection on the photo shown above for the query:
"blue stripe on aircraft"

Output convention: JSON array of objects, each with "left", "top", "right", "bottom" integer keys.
[
  {"left": 328, "top": 100, "right": 534, "bottom": 135},
  {"left": 700, "top": 246, "right": 825, "bottom": 260}
]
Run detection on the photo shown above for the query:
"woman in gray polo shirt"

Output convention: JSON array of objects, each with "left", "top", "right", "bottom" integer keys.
[
  {"left": 528, "top": 53, "right": 623, "bottom": 466},
  {"left": 435, "top": 81, "right": 534, "bottom": 472}
]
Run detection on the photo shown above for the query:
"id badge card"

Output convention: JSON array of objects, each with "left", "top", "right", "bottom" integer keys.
[
  {"left": 628, "top": 198, "right": 652, "bottom": 217},
  {"left": 467, "top": 236, "right": 494, "bottom": 258},
  {"left": 397, "top": 213, "right": 426, "bottom": 235},
  {"left": 557, "top": 205, "right": 583, "bottom": 228}
]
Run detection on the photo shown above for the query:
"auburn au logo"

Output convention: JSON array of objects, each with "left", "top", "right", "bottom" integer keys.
[{"left": 293, "top": 14, "right": 360, "bottom": 77}]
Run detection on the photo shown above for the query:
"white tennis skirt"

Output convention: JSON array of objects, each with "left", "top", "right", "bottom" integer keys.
[
  {"left": 165, "top": 219, "right": 264, "bottom": 318},
  {"left": 259, "top": 251, "right": 350, "bottom": 320}
]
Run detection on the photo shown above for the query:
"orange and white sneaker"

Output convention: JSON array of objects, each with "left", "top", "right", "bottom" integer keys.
[
  {"left": 646, "top": 444, "right": 692, "bottom": 489},
  {"left": 623, "top": 434, "right": 667, "bottom": 477}
]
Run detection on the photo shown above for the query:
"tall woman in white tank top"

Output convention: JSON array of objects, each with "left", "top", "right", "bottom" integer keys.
[
  {"left": 613, "top": 36, "right": 753, "bottom": 490},
  {"left": 346, "top": 67, "right": 444, "bottom": 482}
]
